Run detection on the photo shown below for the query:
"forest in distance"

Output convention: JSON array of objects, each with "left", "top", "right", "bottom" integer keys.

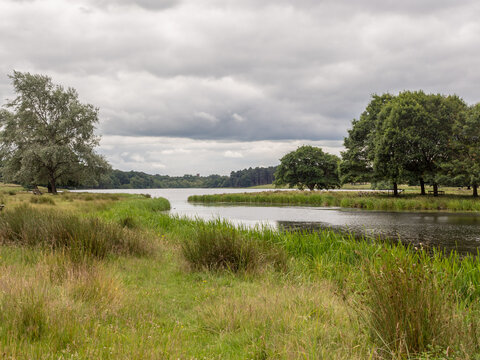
[{"left": 72, "top": 166, "right": 278, "bottom": 189}]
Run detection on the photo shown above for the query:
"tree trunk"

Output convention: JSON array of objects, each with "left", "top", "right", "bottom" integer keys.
[
  {"left": 47, "top": 182, "right": 52, "bottom": 193},
  {"left": 49, "top": 177, "right": 57, "bottom": 195},
  {"left": 433, "top": 183, "right": 438, "bottom": 197},
  {"left": 308, "top": 184, "right": 315, "bottom": 191},
  {"left": 393, "top": 182, "right": 398, "bottom": 197},
  {"left": 420, "top": 178, "right": 426, "bottom": 196},
  {"left": 473, "top": 184, "right": 478, "bottom": 198}
]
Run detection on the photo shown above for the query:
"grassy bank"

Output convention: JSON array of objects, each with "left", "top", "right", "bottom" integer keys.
[
  {"left": 0, "top": 191, "right": 479, "bottom": 358},
  {"left": 189, "top": 190, "right": 480, "bottom": 212}
]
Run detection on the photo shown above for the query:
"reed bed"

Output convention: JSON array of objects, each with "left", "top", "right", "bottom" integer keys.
[{"left": 189, "top": 190, "right": 480, "bottom": 212}]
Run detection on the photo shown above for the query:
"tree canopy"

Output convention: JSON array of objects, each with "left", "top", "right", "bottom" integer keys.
[
  {"left": 274, "top": 145, "right": 340, "bottom": 190},
  {"left": 0, "top": 71, "right": 110, "bottom": 193},
  {"left": 341, "top": 90, "right": 477, "bottom": 196}
]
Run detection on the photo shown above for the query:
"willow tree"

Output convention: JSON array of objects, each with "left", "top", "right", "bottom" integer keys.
[{"left": 0, "top": 71, "right": 110, "bottom": 193}]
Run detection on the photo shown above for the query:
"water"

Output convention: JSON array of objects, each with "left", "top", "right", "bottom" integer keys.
[{"left": 76, "top": 188, "right": 480, "bottom": 255}]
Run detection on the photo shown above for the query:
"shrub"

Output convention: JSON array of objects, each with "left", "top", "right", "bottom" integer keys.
[{"left": 181, "top": 222, "right": 286, "bottom": 273}]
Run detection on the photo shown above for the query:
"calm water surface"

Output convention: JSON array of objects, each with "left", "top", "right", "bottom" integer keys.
[{"left": 78, "top": 188, "right": 480, "bottom": 255}]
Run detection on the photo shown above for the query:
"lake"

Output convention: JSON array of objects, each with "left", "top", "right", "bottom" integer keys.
[{"left": 76, "top": 188, "right": 480, "bottom": 255}]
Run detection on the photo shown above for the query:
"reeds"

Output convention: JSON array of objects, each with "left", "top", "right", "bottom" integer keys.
[{"left": 189, "top": 191, "right": 480, "bottom": 212}]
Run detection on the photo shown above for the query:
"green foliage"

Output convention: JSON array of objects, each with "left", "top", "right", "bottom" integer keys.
[
  {"left": 442, "top": 103, "right": 480, "bottom": 196},
  {"left": 76, "top": 166, "right": 278, "bottom": 189},
  {"left": 340, "top": 94, "right": 393, "bottom": 184},
  {"left": 0, "top": 71, "right": 110, "bottom": 193},
  {"left": 342, "top": 91, "right": 477, "bottom": 196},
  {"left": 275, "top": 145, "right": 340, "bottom": 190}
]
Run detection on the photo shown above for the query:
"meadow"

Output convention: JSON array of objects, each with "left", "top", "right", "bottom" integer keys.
[
  {"left": 0, "top": 186, "right": 479, "bottom": 359},
  {"left": 189, "top": 190, "right": 480, "bottom": 212}
]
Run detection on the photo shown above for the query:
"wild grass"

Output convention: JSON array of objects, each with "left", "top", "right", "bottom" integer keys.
[
  {"left": 189, "top": 190, "right": 480, "bottom": 212},
  {"left": 0, "top": 193, "right": 478, "bottom": 358},
  {"left": 181, "top": 220, "right": 286, "bottom": 273},
  {"left": 0, "top": 250, "right": 125, "bottom": 357},
  {"left": 0, "top": 205, "right": 152, "bottom": 261},
  {"left": 30, "top": 195, "right": 56, "bottom": 205},
  {"left": 363, "top": 251, "right": 463, "bottom": 358}
]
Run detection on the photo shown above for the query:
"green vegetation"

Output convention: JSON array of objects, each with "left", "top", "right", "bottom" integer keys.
[
  {"left": 74, "top": 166, "right": 278, "bottom": 190},
  {"left": 189, "top": 190, "right": 480, "bottom": 211},
  {"left": 0, "top": 72, "right": 109, "bottom": 193},
  {"left": 0, "top": 191, "right": 478, "bottom": 358},
  {"left": 342, "top": 91, "right": 480, "bottom": 197},
  {"left": 274, "top": 145, "right": 340, "bottom": 190}
]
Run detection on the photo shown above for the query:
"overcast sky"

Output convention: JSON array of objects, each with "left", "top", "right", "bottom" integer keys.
[{"left": 1, "top": 0, "right": 480, "bottom": 175}]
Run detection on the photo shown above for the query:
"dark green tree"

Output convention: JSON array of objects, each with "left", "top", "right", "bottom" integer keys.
[
  {"left": 378, "top": 91, "right": 466, "bottom": 196},
  {"left": 275, "top": 145, "right": 340, "bottom": 190},
  {"left": 442, "top": 103, "right": 480, "bottom": 196},
  {"left": 0, "top": 71, "right": 110, "bottom": 193},
  {"left": 373, "top": 100, "right": 410, "bottom": 196},
  {"left": 340, "top": 94, "right": 393, "bottom": 184}
]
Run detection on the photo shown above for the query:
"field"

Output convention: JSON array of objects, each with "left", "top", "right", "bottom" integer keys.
[
  {"left": 189, "top": 190, "right": 480, "bottom": 212},
  {"left": 0, "top": 187, "right": 479, "bottom": 359}
]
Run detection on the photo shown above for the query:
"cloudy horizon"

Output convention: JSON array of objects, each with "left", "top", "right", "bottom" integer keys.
[{"left": 1, "top": 0, "right": 480, "bottom": 175}]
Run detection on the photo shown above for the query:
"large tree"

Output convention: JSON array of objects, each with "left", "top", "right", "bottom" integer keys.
[
  {"left": 340, "top": 94, "right": 393, "bottom": 184},
  {"left": 0, "top": 71, "right": 110, "bottom": 193},
  {"left": 275, "top": 145, "right": 340, "bottom": 191},
  {"left": 442, "top": 103, "right": 480, "bottom": 197},
  {"left": 372, "top": 91, "right": 466, "bottom": 196}
]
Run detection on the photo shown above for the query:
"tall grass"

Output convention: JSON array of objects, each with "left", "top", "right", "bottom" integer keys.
[
  {"left": 363, "top": 251, "right": 458, "bottom": 358},
  {"left": 30, "top": 195, "right": 56, "bottom": 205},
  {"left": 189, "top": 191, "right": 480, "bottom": 212},
  {"left": 0, "top": 205, "right": 151, "bottom": 261},
  {"left": 181, "top": 220, "right": 286, "bottom": 273}
]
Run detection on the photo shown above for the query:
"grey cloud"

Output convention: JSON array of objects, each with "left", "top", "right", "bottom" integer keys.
[
  {"left": 93, "top": 0, "right": 181, "bottom": 11},
  {"left": 99, "top": 136, "right": 343, "bottom": 175},
  {"left": 1, "top": 0, "right": 480, "bottom": 145}
]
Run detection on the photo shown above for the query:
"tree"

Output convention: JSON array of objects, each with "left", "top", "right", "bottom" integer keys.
[
  {"left": 340, "top": 94, "right": 394, "bottom": 184},
  {"left": 0, "top": 71, "right": 110, "bottom": 193},
  {"left": 376, "top": 91, "right": 466, "bottom": 196},
  {"left": 274, "top": 145, "right": 340, "bottom": 190},
  {"left": 372, "top": 99, "right": 411, "bottom": 196},
  {"left": 442, "top": 103, "right": 480, "bottom": 197}
]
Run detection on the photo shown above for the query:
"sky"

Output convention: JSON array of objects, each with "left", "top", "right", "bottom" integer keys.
[{"left": 1, "top": 0, "right": 480, "bottom": 176}]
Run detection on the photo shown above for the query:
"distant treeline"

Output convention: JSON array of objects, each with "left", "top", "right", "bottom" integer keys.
[{"left": 73, "top": 166, "right": 277, "bottom": 189}]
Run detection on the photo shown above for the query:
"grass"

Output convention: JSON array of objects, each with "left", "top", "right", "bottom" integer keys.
[
  {"left": 0, "top": 203, "right": 153, "bottom": 261},
  {"left": 189, "top": 190, "right": 480, "bottom": 212},
  {"left": 181, "top": 220, "right": 287, "bottom": 273},
  {"left": 0, "top": 192, "right": 478, "bottom": 358}
]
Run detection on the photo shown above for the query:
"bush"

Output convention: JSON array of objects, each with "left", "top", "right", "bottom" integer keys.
[{"left": 181, "top": 222, "right": 286, "bottom": 273}]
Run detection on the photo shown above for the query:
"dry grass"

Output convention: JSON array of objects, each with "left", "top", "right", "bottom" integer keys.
[
  {"left": 195, "top": 279, "right": 370, "bottom": 359},
  {"left": 0, "top": 251, "right": 124, "bottom": 358}
]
